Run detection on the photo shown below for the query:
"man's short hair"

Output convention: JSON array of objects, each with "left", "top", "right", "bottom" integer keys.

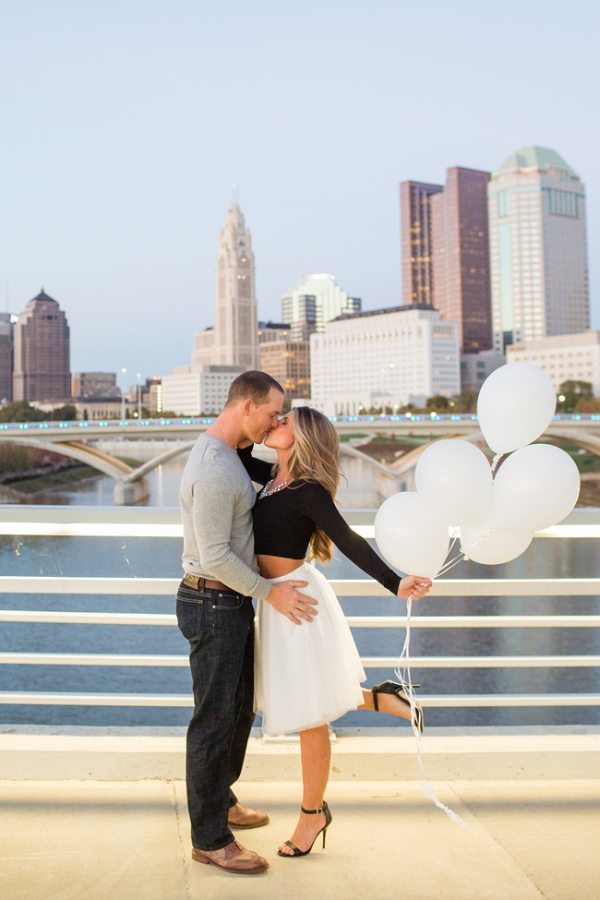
[{"left": 226, "top": 370, "right": 283, "bottom": 407}]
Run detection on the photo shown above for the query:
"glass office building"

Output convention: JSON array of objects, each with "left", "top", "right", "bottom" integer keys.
[{"left": 488, "top": 147, "right": 589, "bottom": 351}]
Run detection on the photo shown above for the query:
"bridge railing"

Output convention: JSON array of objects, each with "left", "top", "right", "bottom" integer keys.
[
  {"left": 0, "top": 577, "right": 599, "bottom": 709},
  {"left": 0, "top": 411, "right": 598, "bottom": 434}
]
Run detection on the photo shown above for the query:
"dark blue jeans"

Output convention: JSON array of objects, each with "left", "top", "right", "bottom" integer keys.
[{"left": 176, "top": 579, "right": 256, "bottom": 851}]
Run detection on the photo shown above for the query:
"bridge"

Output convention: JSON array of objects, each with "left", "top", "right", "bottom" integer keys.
[{"left": 0, "top": 413, "right": 598, "bottom": 504}]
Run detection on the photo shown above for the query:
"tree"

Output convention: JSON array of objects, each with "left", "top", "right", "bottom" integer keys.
[
  {"left": 0, "top": 402, "right": 47, "bottom": 423},
  {"left": 49, "top": 405, "right": 77, "bottom": 421},
  {"left": 0, "top": 401, "right": 78, "bottom": 423},
  {"left": 557, "top": 381, "right": 593, "bottom": 413},
  {"left": 574, "top": 397, "right": 600, "bottom": 414},
  {"left": 448, "top": 390, "right": 478, "bottom": 414},
  {"left": 425, "top": 395, "right": 449, "bottom": 413}
]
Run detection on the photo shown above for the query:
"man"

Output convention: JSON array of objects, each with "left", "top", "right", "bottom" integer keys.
[{"left": 177, "top": 371, "right": 318, "bottom": 875}]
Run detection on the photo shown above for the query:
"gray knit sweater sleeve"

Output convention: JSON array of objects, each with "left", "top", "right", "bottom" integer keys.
[{"left": 180, "top": 435, "right": 272, "bottom": 602}]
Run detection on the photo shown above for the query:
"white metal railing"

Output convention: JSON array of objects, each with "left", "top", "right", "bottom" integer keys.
[{"left": 0, "top": 575, "right": 599, "bottom": 709}]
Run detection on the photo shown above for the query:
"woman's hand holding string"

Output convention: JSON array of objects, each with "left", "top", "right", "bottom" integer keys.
[{"left": 397, "top": 575, "right": 432, "bottom": 601}]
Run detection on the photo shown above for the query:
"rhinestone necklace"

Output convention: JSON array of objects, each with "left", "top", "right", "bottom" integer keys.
[{"left": 259, "top": 477, "right": 291, "bottom": 499}]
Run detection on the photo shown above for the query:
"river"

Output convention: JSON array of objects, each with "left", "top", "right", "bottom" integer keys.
[{"left": 0, "top": 453, "right": 598, "bottom": 730}]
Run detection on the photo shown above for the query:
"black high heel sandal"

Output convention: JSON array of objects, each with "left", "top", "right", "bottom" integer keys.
[
  {"left": 277, "top": 801, "right": 332, "bottom": 858},
  {"left": 372, "top": 679, "right": 424, "bottom": 733}
]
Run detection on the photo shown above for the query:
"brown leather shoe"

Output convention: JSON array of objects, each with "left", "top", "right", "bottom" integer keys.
[
  {"left": 228, "top": 801, "right": 270, "bottom": 829},
  {"left": 192, "top": 839, "right": 269, "bottom": 874}
]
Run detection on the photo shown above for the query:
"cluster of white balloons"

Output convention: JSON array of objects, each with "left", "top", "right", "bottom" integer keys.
[{"left": 375, "top": 363, "right": 581, "bottom": 578}]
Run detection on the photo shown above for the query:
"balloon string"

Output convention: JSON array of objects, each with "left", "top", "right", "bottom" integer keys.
[
  {"left": 395, "top": 597, "right": 468, "bottom": 829},
  {"left": 490, "top": 452, "right": 503, "bottom": 473},
  {"left": 436, "top": 552, "right": 465, "bottom": 576},
  {"left": 435, "top": 535, "right": 464, "bottom": 577}
]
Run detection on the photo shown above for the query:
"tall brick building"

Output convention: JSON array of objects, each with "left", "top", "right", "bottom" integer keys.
[
  {"left": 400, "top": 181, "right": 444, "bottom": 307},
  {"left": 13, "top": 289, "right": 71, "bottom": 401},
  {"left": 401, "top": 168, "right": 492, "bottom": 353}
]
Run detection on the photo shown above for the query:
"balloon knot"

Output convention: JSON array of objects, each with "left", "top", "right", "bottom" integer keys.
[{"left": 490, "top": 453, "right": 503, "bottom": 473}]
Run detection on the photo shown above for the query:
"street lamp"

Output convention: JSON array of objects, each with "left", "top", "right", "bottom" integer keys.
[
  {"left": 121, "top": 368, "right": 127, "bottom": 422},
  {"left": 137, "top": 373, "right": 142, "bottom": 420}
]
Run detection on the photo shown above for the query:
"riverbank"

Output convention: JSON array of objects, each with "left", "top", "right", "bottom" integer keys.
[{"left": 0, "top": 463, "right": 102, "bottom": 502}]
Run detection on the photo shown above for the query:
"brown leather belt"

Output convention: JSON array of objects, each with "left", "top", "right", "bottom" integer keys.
[{"left": 183, "top": 573, "right": 235, "bottom": 592}]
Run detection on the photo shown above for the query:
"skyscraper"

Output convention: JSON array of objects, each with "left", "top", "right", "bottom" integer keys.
[
  {"left": 400, "top": 181, "right": 444, "bottom": 306},
  {"left": 288, "top": 295, "right": 317, "bottom": 342},
  {"left": 430, "top": 167, "right": 492, "bottom": 352},
  {"left": 401, "top": 170, "right": 492, "bottom": 353},
  {"left": 191, "top": 204, "right": 259, "bottom": 369},
  {"left": 282, "top": 274, "right": 360, "bottom": 334},
  {"left": 0, "top": 313, "right": 14, "bottom": 402},
  {"left": 487, "top": 146, "right": 589, "bottom": 350},
  {"left": 163, "top": 203, "right": 256, "bottom": 413},
  {"left": 13, "top": 289, "right": 71, "bottom": 401}
]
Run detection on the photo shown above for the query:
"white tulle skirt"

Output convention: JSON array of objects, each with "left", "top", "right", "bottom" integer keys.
[{"left": 255, "top": 562, "right": 366, "bottom": 735}]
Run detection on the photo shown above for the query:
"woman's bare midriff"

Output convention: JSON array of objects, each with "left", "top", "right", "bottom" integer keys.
[{"left": 257, "top": 554, "right": 306, "bottom": 579}]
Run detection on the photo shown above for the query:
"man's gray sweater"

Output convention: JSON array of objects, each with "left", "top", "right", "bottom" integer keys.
[{"left": 180, "top": 433, "right": 272, "bottom": 602}]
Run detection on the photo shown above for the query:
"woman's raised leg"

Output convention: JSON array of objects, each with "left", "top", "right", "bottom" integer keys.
[
  {"left": 278, "top": 724, "right": 330, "bottom": 855},
  {"left": 358, "top": 688, "right": 412, "bottom": 720}
]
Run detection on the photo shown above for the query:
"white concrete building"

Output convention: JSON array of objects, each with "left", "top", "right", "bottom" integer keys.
[
  {"left": 507, "top": 331, "right": 600, "bottom": 396},
  {"left": 310, "top": 305, "right": 460, "bottom": 415},
  {"left": 460, "top": 350, "right": 505, "bottom": 392},
  {"left": 282, "top": 274, "right": 360, "bottom": 334},
  {"left": 488, "top": 146, "right": 589, "bottom": 352},
  {"left": 161, "top": 365, "right": 245, "bottom": 416}
]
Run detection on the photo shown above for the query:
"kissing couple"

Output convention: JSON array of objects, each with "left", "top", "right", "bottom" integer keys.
[{"left": 177, "top": 370, "right": 431, "bottom": 874}]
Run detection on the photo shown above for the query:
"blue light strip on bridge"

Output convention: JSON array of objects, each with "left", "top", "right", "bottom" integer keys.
[{"left": 0, "top": 413, "right": 597, "bottom": 431}]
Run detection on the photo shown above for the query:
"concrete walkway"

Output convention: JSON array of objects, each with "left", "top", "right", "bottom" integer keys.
[{"left": 1, "top": 779, "right": 599, "bottom": 900}]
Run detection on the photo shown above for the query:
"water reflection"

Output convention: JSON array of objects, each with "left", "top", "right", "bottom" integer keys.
[
  {"left": 24, "top": 455, "right": 188, "bottom": 507},
  {"left": 22, "top": 447, "right": 394, "bottom": 509}
]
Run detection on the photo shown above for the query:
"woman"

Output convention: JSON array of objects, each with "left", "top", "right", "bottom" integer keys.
[{"left": 238, "top": 406, "right": 431, "bottom": 859}]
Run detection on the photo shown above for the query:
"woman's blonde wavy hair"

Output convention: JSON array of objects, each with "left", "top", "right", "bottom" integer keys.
[{"left": 278, "top": 406, "right": 342, "bottom": 562}]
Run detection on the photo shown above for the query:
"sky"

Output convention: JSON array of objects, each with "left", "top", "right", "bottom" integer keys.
[{"left": 0, "top": 0, "right": 598, "bottom": 385}]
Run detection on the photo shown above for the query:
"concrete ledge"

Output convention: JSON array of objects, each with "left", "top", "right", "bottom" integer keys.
[{"left": 0, "top": 726, "right": 598, "bottom": 781}]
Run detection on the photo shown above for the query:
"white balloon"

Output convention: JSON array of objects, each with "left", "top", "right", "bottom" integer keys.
[
  {"left": 492, "top": 443, "right": 580, "bottom": 533},
  {"left": 477, "top": 363, "right": 556, "bottom": 455},
  {"left": 375, "top": 491, "right": 449, "bottom": 579},
  {"left": 460, "top": 514, "right": 533, "bottom": 565},
  {"left": 416, "top": 439, "right": 492, "bottom": 525}
]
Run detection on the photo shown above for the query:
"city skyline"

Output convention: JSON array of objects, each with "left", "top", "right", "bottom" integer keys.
[
  {"left": 0, "top": 2, "right": 597, "bottom": 380},
  {"left": 4, "top": 139, "right": 592, "bottom": 400},
  {"left": 4, "top": 144, "right": 589, "bottom": 391}
]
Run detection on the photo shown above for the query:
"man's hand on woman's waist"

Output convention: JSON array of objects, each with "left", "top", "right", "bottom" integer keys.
[{"left": 265, "top": 581, "right": 318, "bottom": 625}]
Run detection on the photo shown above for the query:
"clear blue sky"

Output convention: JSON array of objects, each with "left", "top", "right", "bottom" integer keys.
[{"left": 0, "top": 0, "right": 598, "bottom": 382}]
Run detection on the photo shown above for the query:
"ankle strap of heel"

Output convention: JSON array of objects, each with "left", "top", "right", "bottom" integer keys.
[{"left": 301, "top": 801, "right": 328, "bottom": 815}]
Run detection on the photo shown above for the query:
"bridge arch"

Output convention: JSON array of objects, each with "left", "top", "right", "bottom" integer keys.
[
  {"left": 0, "top": 425, "right": 597, "bottom": 504},
  {"left": 0, "top": 437, "right": 197, "bottom": 504}
]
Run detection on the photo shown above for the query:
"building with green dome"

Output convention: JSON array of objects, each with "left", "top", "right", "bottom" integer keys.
[{"left": 487, "top": 147, "right": 589, "bottom": 352}]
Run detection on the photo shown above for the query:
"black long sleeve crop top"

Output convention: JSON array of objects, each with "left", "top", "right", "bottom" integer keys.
[{"left": 237, "top": 445, "right": 401, "bottom": 595}]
